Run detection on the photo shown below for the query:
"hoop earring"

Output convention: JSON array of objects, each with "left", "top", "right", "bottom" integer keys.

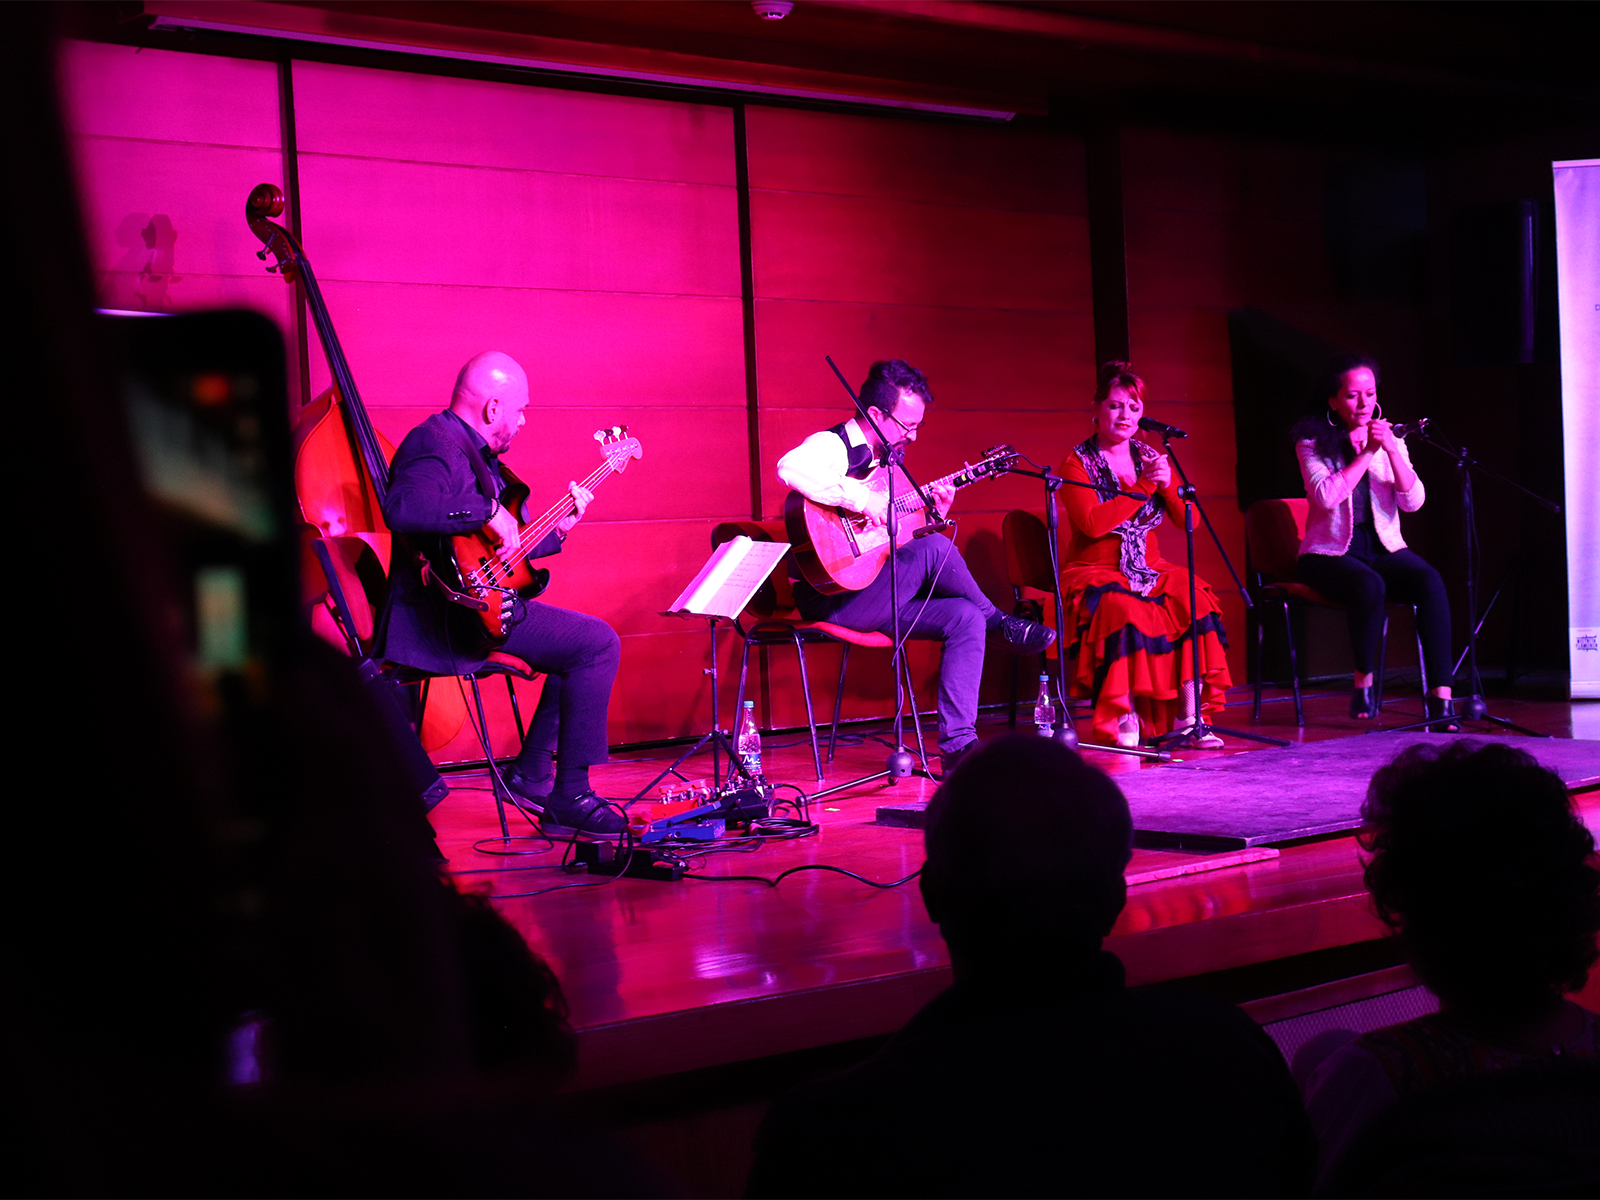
[
  {"left": 1325, "top": 409, "right": 1341, "bottom": 427},
  {"left": 1373, "top": 402, "right": 1384, "bottom": 421}
]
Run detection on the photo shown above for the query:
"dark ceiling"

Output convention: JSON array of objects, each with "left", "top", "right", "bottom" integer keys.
[{"left": 95, "top": 0, "right": 1600, "bottom": 143}]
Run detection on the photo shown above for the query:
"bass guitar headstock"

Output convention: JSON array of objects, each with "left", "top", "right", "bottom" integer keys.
[{"left": 594, "top": 425, "right": 644, "bottom": 471}]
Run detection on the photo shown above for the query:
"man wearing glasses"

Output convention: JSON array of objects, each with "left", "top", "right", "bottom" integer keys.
[{"left": 776, "top": 359, "right": 1054, "bottom": 777}]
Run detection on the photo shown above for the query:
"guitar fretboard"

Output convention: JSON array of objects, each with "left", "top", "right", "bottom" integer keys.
[{"left": 887, "top": 461, "right": 996, "bottom": 516}]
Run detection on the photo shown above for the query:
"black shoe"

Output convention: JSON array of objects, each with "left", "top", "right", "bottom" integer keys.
[
  {"left": 998, "top": 616, "right": 1057, "bottom": 656},
  {"left": 1424, "top": 695, "right": 1460, "bottom": 732},
  {"left": 937, "top": 740, "right": 977, "bottom": 780},
  {"left": 502, "top": 768, "right": 552, "bottom": 808},
  {"left": 541, "top": 791, "right": 628, "bottom": 839},
  {"left": 1350, "top": 685, "right": 1378, "bottom": 720}
]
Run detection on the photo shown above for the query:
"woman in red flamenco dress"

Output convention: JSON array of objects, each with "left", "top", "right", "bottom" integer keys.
[{"left": 1058, "top": 362, "right": 1232, "bottom": 748}]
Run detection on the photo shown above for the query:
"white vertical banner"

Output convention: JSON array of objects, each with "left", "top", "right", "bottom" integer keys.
[{"left": 1554, "top": 159, "right": 1600, "bottom": 698}]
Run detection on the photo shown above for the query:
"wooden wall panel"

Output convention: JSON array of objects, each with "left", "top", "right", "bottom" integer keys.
[
  {"left": 745, "top": 106, "right": 1086, "bottom": 214},
  {"left": 1121, "top": 126, "right": 1374, "bottom": 690},
  {"left": 745, "top": 106, "right": 1094, "bottom": 724},
  {"left": 292, "top": 63, "right": 734, "bottom": 186},
  {"left": 59, "top": 40, "right": 294, "bottom": 332},
  {"left": 751, "top": 190, "right": 1087, "bottom": 311},
  {"left": 289, "top": 62, "right": 746, "bottom": 747},
  {"left": 309, "top": 282, "right": 744, "bottom": 410},
  {"left": 751, "top": 300, "right": 1095, "bottom": 414}
]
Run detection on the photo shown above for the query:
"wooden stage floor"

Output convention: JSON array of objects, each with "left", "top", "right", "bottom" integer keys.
[{"left": 430, "top": 687, "right": 1599, "bottom": 1096}]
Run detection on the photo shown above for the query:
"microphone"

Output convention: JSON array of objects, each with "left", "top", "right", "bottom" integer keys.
[
  {"left": 1137, "top": 417, "right": 1189, "bottom": 439},
  {"left": 1390, "top": 417, "right": 1431, "bottom": 438}
]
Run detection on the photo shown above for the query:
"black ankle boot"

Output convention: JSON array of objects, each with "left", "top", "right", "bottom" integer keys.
[
  {"left": 1424, "top": 695, "right": 1459, "bottom": 732},
  {"left": 1350, "top": 685, "right": 1378, "bottom": 720}
]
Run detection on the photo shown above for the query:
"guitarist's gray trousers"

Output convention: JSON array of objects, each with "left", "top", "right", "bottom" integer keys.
[{"left": 792, "top": 533, "right": 999, "bottom": 755}]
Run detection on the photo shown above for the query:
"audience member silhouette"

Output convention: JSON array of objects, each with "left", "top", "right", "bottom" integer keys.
[
  {"left": 747, "top": 735, "right": 1316, "bottom": 1198},
  {"left": 1302, "top": 740, "right": 1600, "bottom": 1195}
]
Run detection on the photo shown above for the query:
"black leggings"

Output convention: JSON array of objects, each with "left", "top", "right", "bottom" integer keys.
[{"left": 1297, "top": 524, "right": 1453, "bottom": 689}]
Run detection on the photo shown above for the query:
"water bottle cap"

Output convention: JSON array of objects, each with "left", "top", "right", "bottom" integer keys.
[
  {"left": 742, "top": 700, "right": 754, "bottom": 707},
  {"left": 1039, "top": 674, "right": 1049, "bottom": 681}
]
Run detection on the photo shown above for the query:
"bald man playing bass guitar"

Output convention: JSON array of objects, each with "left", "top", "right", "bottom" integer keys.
[{"left": 378, "top": 351, "right": 625, "bottom": 838}]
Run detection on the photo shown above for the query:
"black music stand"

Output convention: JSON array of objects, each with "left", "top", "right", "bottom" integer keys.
[{"left": 633, "top": 537, "right": 792, "bottom": 799}]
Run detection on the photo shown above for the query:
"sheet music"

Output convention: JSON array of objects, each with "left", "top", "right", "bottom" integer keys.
[{"left": 664, "top": 536, "right": 791, "bottom": 621}]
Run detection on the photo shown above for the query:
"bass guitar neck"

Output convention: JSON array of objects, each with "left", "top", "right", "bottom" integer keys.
[{"left": 433, "top": 427, "right": 643, "bottom": 643}]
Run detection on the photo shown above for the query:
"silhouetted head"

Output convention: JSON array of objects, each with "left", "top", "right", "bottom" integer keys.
[
  {"left": 921, "top": 736, "right": 1133, "bottom": 974},
  {"left": 1360, "top": 740, "right": 1600, "bottom": 1027},
  {"left": 449, "top": 351, "right": 530, "bottom": 454}
]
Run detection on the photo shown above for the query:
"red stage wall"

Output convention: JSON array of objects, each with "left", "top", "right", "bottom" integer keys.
[{"left": 66, "top": 40, "right": 1322, "bottom": 755}]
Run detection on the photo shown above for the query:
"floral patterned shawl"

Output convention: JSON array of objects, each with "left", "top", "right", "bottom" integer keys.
[{"left": 1073, "top": 436, "right": 1164, "bottom": 596}]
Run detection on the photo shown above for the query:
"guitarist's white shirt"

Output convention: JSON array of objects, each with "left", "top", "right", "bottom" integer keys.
[{"left": 777, "top": 419, "right": 878, "bottom": 514}]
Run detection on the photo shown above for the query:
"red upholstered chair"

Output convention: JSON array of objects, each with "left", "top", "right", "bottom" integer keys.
[
  {"left": 1001, "top": 510, "right": 1067, "bottom": 727},
  {"left": 710, "top": 521, "right": 928, "bottom": 781},
  {"left": 1244, "top": 498, "right": 1425, "bottom": 726}
]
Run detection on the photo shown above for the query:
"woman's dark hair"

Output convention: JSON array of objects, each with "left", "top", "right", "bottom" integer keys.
[
  {"left": 860, "top": 359, "right": 933, "bottom": 414},
  {"left": 1359, "top": 741, "right": 1600, "bottom": 1024},
  {"left": 1093, "top": 360, "right": 1145, "bottom": 406},
  {"left": 1292, "top": 352, "right": 1384, "bottom": 464}
]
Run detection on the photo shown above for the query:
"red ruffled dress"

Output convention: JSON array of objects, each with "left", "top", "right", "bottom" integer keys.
[{"left": 1058, "top": 437, "right": 1232, "bottom": 743}]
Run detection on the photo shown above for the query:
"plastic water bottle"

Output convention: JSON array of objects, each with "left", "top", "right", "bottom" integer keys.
[
  {"left": 736, "top": 699, "right": 764, "bottom": 779},
  {"left": 1033, "top": 674, "right": 1055, "bottom": 737}
]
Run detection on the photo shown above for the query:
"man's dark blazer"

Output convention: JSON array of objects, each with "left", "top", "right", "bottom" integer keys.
[{"left": 376, "top": 410, "right": 561, "bottom": 676}]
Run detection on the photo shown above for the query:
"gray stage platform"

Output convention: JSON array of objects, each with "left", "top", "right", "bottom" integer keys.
[{"left": 877, "top": 733, "right": 1600, "bottom": 851}]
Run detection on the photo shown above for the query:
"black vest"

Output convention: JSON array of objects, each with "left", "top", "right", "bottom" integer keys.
[{"left": 831, "top": 421, "right": 877, "bottom": 480}]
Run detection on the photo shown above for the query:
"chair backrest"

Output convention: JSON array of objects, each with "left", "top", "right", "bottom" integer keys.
[
  {"left": 1244, "top": 498, "right": 1309, "bottom": 583},
  {"left": 709, "top": 519, "right": 794, "bottom": 618},
  {"left": 1002, "top": 509, "right": 1053, "bottom": 593}
]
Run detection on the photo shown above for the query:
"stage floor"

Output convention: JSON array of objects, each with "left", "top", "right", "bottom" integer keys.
[{"left": 430, "top": 687, "right": 1600, "bottom": 1092}]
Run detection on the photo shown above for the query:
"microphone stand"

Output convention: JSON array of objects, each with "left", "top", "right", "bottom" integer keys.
[
  {"left": 1376, "top": 424, "right": 1556, "bottom": 738},
  {"left": 1007, "top": 459, "right": 1171, "bottom": 761},
  {"left": 1149, "top": 435, "right": 1290, "bottom": 751},
  {"left": 810, "top": 356, "right": 942, "bottom": 798}
]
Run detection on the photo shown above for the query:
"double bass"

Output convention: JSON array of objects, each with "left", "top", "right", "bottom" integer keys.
[{"left": 245, "top": 183, "right": 468, "bottom": 750}]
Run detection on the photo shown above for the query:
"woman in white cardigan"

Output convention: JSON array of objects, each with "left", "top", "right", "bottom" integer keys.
[{"left": 1295, "top": 355, "right": 1456, "bottom": 729}]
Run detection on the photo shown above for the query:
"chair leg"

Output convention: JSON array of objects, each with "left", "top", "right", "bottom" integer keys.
[
  {"left": 901, "top": 655, "right": 929, "bottom": 768},
  {"left": 1283, "top": 601, "right": 1305, "bottom": 727},
  {"left": 790, "top": 632, "right": 824, "bottom": 783},
  {"left": 502, "top": 675, "right": 526, "bottom": 742},
  {"left": 828, "top": 644, "right": 850, "bottom": 763},
  {"left": 467, "top": 675, "right": 510, "bottom": 840},
  {"left": 1374, "top": 614, "right": 1390, "bottom": 713}
]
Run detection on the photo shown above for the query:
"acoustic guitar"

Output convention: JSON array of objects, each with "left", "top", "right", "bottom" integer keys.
[
  {"left": 784, "top": 444, "right": 1018, "bottom": 594},
  {"left": 422, "top": 427, "right": 642, "bottom": 642}
]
